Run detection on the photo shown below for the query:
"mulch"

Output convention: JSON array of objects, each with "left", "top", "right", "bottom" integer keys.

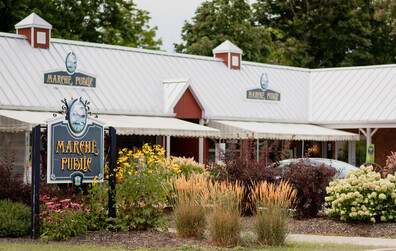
[{"left": 2, "top": 214, "right": 396, "bottom": 249}]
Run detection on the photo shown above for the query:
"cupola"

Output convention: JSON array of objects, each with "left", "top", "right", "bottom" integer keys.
[
  {"left": 212, "top": 40, "right": 242, "bottom": 70},
  {"left": 15, "top": 13, "right": 52, "bottom": 49}
]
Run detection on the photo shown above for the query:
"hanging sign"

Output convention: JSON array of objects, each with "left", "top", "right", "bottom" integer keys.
[
  {"left": 366, "top": 144, "right": 375, "bottom": 163},
  {"left": 44, "top": 52, "right": 96, "bottom": 88},
  {"left": 47, "top": 98, "right": 104, "bottom": 184},
  {"left": 246, "top": 73, "right": 281, "bottom": 101}
]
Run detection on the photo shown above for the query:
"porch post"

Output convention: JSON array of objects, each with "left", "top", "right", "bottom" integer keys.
[{"left": 199, "top": 119, "right": 204, "bottom": 164}]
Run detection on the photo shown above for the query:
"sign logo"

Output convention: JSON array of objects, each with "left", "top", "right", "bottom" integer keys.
[
  {"left": 260, "top": 73, "right": 268, "bottom": 91},
  {"left": 44, "top": 52, "right": 96, "bottom": 88},
  {"left": 68, "top": 99, "right": 87, "bottom": 133},
  {"left": 65, "top": 52, "right": 77, "bottom": 74},
  {"left": 246, "top": 73, "right": 281, "bottom": 101},
  {"left": 47, "top": 98, "right": 104, "bottom": 184}
]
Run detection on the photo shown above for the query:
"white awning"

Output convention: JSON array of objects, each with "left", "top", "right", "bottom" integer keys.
[
  {"left": 208, "top": 120, "right": 360, "bottom": 141},
  {"left": 0, "top": 110, "right": 220, "bottom": 138}
]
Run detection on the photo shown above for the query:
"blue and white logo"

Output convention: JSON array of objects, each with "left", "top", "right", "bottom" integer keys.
[
  {"left": 65, "top": 52, "right": 77, "bottom": 74},
  {"left": 68, "top": 99, "right": 87, "bottom": 134},
  {"left": 260, "top": 73, "right": 268, "bottom": 91}
]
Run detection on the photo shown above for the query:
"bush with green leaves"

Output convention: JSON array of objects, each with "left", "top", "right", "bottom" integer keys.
[
  {"left": 40, "top": 195, "right": 90, "bottom": 241},
  {"left": 0, "top": 199, "right": 30, "bottom": 237},
  {"left": 113, "top": 144, "right": 177, "bottom": 230},
  {"left": 326, "top": 165, "right": 396, "bottom": 222}
]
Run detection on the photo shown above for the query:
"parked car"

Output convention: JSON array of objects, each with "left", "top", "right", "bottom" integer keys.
[{"left": 273, "top": 158, "right": 358, "bottom": 179}]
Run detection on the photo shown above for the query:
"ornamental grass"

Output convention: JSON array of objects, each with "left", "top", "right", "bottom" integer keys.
[
  {"left": 204, "top": 180, "right": 244, "bottom": 247},
  {"left": 250, "top": 180, "right": 296, "bottom": 246},
  {"left": 173, "top": 174, "right": 207, "bottom": 238}
]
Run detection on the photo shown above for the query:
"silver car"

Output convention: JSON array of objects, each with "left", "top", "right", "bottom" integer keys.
[{"left": 275, "top": 158, "right": 358, "bottom": 179}]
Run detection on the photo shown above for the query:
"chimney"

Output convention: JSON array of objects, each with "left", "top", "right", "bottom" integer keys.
[
  {"left": 212, "top": 40, "right": 242, "bottom": 70},
  {"left": 15, "top": 13, "right": 52, "bottom": 49}
]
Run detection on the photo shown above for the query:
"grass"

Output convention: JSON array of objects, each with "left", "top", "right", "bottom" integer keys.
[
  {"left": 0, "top": 241, "right": 390, "bottom": 250},
  {"left": 250, "top": 181, "right": 297, "bottom": 246},
  {"left": 173, "top": 174, "right": 207, "bottom": 238}
]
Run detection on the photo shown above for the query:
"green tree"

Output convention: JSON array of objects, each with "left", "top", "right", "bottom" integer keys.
[
  {"left": 254, "top": 0, "right": 372, "bottom": 68},
  {"left": 175, "top": 0, "right": 271, "bottom": 63},
  {"left": 0, "top": 0, "right": 161, "bottom": 50}
]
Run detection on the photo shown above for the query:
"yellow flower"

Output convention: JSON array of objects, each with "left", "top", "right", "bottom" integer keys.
[{"left": 148, "top": 170, "right": 152, "bottom": 173}]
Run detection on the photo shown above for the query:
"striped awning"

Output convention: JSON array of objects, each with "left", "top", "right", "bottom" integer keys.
[
  {"left": 208, "top": 120, "right": 360, "bottom": 141},
  {"left": 0, "top": 110, "right": 219, "bottom": 138}
]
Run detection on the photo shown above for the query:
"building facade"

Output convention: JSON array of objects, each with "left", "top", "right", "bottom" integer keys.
[{"left": 1, "top": 14, "right": 395, "bottom": 180}]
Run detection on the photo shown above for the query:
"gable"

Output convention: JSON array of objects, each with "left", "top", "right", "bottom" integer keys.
[{"left": 174, "top": 88, "right": 202, "bottom": 119}]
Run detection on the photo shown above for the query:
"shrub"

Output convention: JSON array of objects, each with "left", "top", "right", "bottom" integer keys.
[
  {"left": 113, "top": 144, "right": 176, "bottom": 230},
  {"left": 204, "top": 180, "right": 244, "bottom": 247},
  {"left": 40, "top": 195, "right": 90, "bottom": 241},
  {"left": 250, "top": 180, "right": 296, "bottom": 246},
  {"left": 281, "top": 158, "right": 337, "bottom": 219},
  {"left": 384, "top": 152, "right": 396, "bottom": 177},
  {"left": 326, "top": 165, "right": 396, "bottom": 222},
  {"left": 173, "top": 174, "right": 207, "bottom": 238},
  {"left": 208, "top": 139, "right": 282, "bottom": 215},
  {"left": 173, "top": 157, "right": 206, "bottom": 178},
  {"left": 0, "top": 199, "right": 30, "bottom": 237},
  {"left": 0, "top": 144, "right": 30, "bottom": 205}
]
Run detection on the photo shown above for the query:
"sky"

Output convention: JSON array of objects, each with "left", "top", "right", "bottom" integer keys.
[{"left": 134, "top": 0, "right": 206, "bottom": 52}]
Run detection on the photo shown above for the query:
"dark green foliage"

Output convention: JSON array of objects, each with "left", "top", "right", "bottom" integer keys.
[
  {"left": 209, "top": 139, "right": 282, "bottom": 215},
  {"left": 0, "top": 144, "right": 30, "bottom": 205},
  {"left": 175, "top": 0, "right": 271, "bottom": 63},
  {"left": 254, "top": 0, "right": 372, "bottom": 68},
  {"left": 0, "top": 199, "right": 30, "bottom": 237},
  {"left": 281, "top": 158, "right": 337, "bottom": 219},
  {"left": 253, "top": 0, "right": 395, "bottom": 67},
  {"left": 0, "top": 0, "right": 161, "bottom": 49}
]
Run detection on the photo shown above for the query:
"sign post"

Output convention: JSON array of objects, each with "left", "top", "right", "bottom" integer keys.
[
  {"left": 108, "top": 126, "right": 116, "bottom": 218},
  {"left": 30, "top": 124, "right": 41, "bottom": 239}
]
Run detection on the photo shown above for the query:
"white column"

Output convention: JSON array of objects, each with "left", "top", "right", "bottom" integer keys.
[
  {"left": 199, "top": 119, "right": 204, "bottom": 164},
  {"left": 166, "top": 135, "right": 170, "bottom": 161},
  {"left": 24, "top": 131, "right": 30, "bottom": 184},
  {"left": 257, "top": 138, "right": 260, "bottom": 162},
  {"left": 348, "top": 141, "right": 356, "bottom": 165}
]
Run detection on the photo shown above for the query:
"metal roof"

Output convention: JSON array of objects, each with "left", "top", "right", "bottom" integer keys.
[
  {"left": 0, "top": 32, "right": 310, "bottom": 123},
  {"left": 0, "top": 32, "right": 394, "bottom": 128},
  {"left": 15, "top": 13, "right": 52, "bottom": 29},
  {"left": 213, "top": 40, "right": 243, "bottom": 54},
  {"left": 311, "top": 65, "right": 396, "bottom": 125}
]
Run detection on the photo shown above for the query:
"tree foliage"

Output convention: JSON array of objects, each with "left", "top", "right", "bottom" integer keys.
[
  {"left": 175, "top": 0, "right": 271, "bottom": 63},
  {"left": 0, "top": 0, "right": 161, "bottom": 50},
  {"left": 254, "top": 0, "right": 375, "bottom": 68}
]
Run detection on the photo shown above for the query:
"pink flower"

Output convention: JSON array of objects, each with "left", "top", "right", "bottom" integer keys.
[
  {"left": 45, "top": 215, "right": 53, "bottom": 220},
  {"left": 46, "top": 202, "right": 54, "bottom": 205},
  {"left": 55, "top": 203, "right": 61, "bottom": 207},
  {"left": 59, "top": 218, "right": 63, "bottom": 221},
  {"left": 40, "top": 210, "right": 48, "bottom": 215},
  {"left": 84, "top": 208, "right": 91, "bottom": 214},
  {"left": 60, "top": 199, "right": 71, "bottom": 203}
]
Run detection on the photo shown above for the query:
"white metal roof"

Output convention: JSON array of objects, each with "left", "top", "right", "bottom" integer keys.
[
  {"left": 213, "top": 40, "right": 243, "bottom": 54},
  {"left": 0, "top": 110, "right": 220, "bottom": 137},
  {"left": 15, "top": 13, "right": 52, "bottom": 29},
  {"left": 208, "top": 120, "right": 360, "bottom": 141},
  {"left": 0, "top": 31, "right": 394, "bottom": 130},
  {"left": 0, "top": 32, "right": 310, "bottom": 123},
  {"left": 311, "top": 65, "right": 396, "bottom": 125}
]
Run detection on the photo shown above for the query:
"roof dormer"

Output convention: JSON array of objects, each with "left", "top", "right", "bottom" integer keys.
[
  {"left": 15, "top": 13, "right": 52, "bottom": 49},
  {"left": 213, "top": 40, "right": 242, "bottom": 70}
]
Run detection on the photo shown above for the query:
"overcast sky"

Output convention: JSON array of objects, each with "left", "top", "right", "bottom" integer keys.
[{"left": 134, "top": 0, "right": 206, "bottom": 52}]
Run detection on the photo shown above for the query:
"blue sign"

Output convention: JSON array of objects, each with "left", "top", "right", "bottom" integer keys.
[
  {"left": 247, "top": 73, "right": 281, "bottom": 101},
  {"left": 47, "top": 98, "right": 104, "bottom": 184},
  {"left": 44, "top": 52, "right": 96, "bottom": 88}
]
